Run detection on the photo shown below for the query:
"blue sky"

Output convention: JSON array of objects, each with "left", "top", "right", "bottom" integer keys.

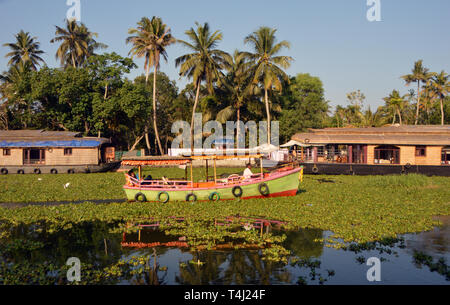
[{"left": 0, "top": 0, "right": 449, "bottom": 110}]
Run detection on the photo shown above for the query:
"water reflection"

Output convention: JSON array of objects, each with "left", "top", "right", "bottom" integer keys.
[{"left": 0, "top": 219, "right": 448, "bottom": 285}]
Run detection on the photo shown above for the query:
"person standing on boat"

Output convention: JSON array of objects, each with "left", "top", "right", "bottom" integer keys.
[{"left": 243, "top": 163, "right": 253, "bottom": 179}]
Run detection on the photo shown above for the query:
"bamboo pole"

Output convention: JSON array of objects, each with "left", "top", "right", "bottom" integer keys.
[
  {"left": 213, "top": 158, "right": 217, "bottom": 184},
  {"left": 190, "top": 161, "right": 194, "bottom": 187},
  {"left": 260, "top": 156, "right": 263, "bottom": 178}
]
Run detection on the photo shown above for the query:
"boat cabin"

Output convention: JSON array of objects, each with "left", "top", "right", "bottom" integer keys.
[
  {"left": 291, "top": 125, "right": 450, "bottom": 166},
  {"left": 0, "top": 130, "right": 114, "bottom": 174}
]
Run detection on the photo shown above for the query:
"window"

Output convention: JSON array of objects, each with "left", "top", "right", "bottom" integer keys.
[
  {"left": 64, "top": 148, "right": 73, "bottom": 156},
  {"left": 3, "top": 149, "right": 11, "bottom": 156},
  {"left": 23, "top": 149, "right": 45, "bottom": 165},
  {"left": 442, "top": 147, "right": 450, "bottom": 165},
  {"left": 415, "top": 146, "right": 426, "bottom": 157},
  {"left": 374, "top": 145, "right": 400, "bottom": 164}
]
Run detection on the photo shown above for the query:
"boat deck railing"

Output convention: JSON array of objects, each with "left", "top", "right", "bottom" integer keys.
[
  {"left": 124, "top": 165, "right": 298, "bottom": 189},
  {"left": 125, "top": 173, "right": 266, "bottom": 189}
]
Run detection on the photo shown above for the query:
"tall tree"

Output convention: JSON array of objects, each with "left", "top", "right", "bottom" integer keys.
[
  {"left": 175, "top": 22, "right": 230, "bottom": 153},
  {"left": 243, "top": 26, "right": 293, "bottom": 144},
  {"left": 279, "top": 74, "right": 329, "bottom": 143},
  {"left": 383, "top": 90, "right": 406, "bottom": 125},
  {"left": 126, "top": 16, "right": 176, "bottom": 155},
  {"left": 3, "top": 30, "right": 45, "bottom": 70},
  {"left": 217, "top": 50, "right": 260, "bottom": 143},
  {"left": 50, "top": 19, "right": 106, "bottom": 68},
  {"left": 428, "top": 71, "right": 449, "bottom": 125},
  {"left": 401, "top": 60, "right": 435, "bottom": 125}
]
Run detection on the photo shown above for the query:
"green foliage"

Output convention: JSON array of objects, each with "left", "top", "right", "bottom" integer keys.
[{"left": 279, "top": 73, "right": 329, "bottom": 142}]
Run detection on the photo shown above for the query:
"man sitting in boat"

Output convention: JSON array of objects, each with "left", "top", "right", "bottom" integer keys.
[{"left": 243, "top": 163, "right": 254, "bottom": 179}]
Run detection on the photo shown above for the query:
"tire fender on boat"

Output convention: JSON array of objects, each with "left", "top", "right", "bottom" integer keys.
[
  {"left": 157, "top": 191, "right": 170, "bottom": 203},
  {"left": 135, "top": 192, "right": 147, "bottom": 202},
  {"left": 258, "top": 183, "right": 270, "bottom": 196},
  {"left": 209, "top": 192, "right": 220, "bottom": 201},
  {"left": 34, "top": 168, "right": 41, "bottom": 175},
  {"left": 0, "top": 168, "right": 8, "bottom": 175},
  {"left": 312, "top": 166, "right": 319, "bottom": 174},
  {"left": 17, "top": 169, "right": 24, "bottom": 175},
  {"left": 50, "top": 168, "right": 58, "bottom": 174},
  {"left": 186, "top": 193, "right": 197, "bottom": 202},
  {"left": 232, "top": 186, "right": 243, "bottom": 198},
  {"left": 68, "top": 169, "right": 75, "bottom": 174}
]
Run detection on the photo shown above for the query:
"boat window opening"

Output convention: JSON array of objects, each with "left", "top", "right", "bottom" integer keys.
[
  {"left": 3, "top": 148, "right": 11, "bottom": 156},
  {"left": 23, "top": 148, "right": 45, "bottom": 165},
  {"left": 317, "top": 146, "right": 324, "bottom": 157},
  {"left": 415, "top": 146, "right": 426, "bottom": 157},
  {"left": 442, "top": 147, "right": 450, "bottom": 165},
  {"left": 64, "top": 148, "right": 73, "bottom": 156},
  {"left": 374, "top": 145, "right": 400, "bottom": 165}
]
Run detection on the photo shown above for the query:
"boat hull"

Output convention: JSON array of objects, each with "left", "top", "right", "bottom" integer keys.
[{"left": 124, "top": 168, "right": 302, "bottom": 202}]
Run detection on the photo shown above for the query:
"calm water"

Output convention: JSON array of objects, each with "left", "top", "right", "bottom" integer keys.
[{"left": 1, "top": 216, "right": 448, "bottom": 285}]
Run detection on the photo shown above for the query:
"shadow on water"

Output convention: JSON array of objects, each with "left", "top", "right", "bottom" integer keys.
[{"left": 0, "top": 217, "right": 448, "bottom": 285}]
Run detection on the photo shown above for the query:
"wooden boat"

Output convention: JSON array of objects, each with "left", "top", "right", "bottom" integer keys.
[{"left": 121, "top": 155, "right": 303, "bottom": 202}]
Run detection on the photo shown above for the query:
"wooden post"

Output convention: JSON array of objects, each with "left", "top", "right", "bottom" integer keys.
[
  {"left": 313, "top": 146, "right": 318, "bottom": 163},
  {"left": 190, "top": 162, "right": 194, "bottom": 187},
  {"left": 301, "top": 147, "right": 304, "bottom": 162},
  {"left": 206, "top": 159, "right": 209, "bottom": 182},
  {"left": 138, "top": 165, "right": 141, "bottom": 181},
  {"left": 138, "top": 229, "right": 141, "bottom": 242},
  {"left": 213, "top": 158, "right": 217, "bottom": 183},
  {"left": 260, "top": 156, "right": 263, "bottom": 178},
  {"left": 348, "top": 145, "right": 353, "bottom": 164}
]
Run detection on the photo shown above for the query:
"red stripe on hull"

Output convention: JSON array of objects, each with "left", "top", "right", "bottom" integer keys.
[{"left": 241, "top": 189, "right": 298, "bottom": 200}]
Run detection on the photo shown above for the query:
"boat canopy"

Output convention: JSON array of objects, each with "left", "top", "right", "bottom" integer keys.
[
  {"left": 121, "top": 154, "right": 265, "bottom": 166},
  {"left": 121, "top": 156, "right": 192, "bottom": 166}
]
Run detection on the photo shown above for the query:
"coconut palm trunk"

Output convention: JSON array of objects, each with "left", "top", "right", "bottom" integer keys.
[
  {"left": 190, "top": 79, "right": 201, "bottom": 154},
  {"left": 415, "top": 81, "right": 420, "bottom": 125},
  {"left": 440, "top": 98, "right": 445, "bottom": 125},
  {"left": 236, "top": 106, "right": 241, "bottom": 148},
  {"left": 264, "top": 88, "right": 271, "bottom": 144},
  {"left": 143, "top": 62, "right": 152, "bottom": 153},
  {"left": 152, "top": 57, "right": 164, "bottom": 155},
  {"left": 397, "top": 108, "right": 402, "bottom": 125}
]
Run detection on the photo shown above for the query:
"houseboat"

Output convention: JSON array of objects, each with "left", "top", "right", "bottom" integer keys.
[
  {"left": 0, "top": 130, "right": 118, "bottom": 174},
  {"left": 288, "top": 125, "right": 450, "bottom": 176}
]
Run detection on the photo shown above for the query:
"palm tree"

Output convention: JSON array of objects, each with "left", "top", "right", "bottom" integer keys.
[
  {"left": 3, "top": 30, "right": 45, "bottom": 70},
  {"left": 127, "top": 16, "right": 176, "bottom": 155},
  {"left": 217, "top": 50, "right": 259, "bottom": 143},
  {"left": 383, "top": 90, "right": 406, "bottom": 125},
  {"left": 428, "top": 71, "right": 449, "bottom": 125},
  {"left": 420, "top": 82, "right": 436, "bottom": 124},
  {"left": 243, "top": 26, "right": 293, "bottom": 144},
  {"left": 175, "top": 22, "right": 230, "bottom": 153},
  {"left": 401, "top": 60, "right": 435, "bottom": 125},
  {"left": 51, "top": 19, "right": 106, "bottom": 68}
]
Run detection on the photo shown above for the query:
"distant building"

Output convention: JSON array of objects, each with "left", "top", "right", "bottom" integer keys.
[
  {"left": 0, "top": 130, "right": 117, "bottom": 174},
  {"left": 289, "top": 125, "right": 450, "bottom": 176}
]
